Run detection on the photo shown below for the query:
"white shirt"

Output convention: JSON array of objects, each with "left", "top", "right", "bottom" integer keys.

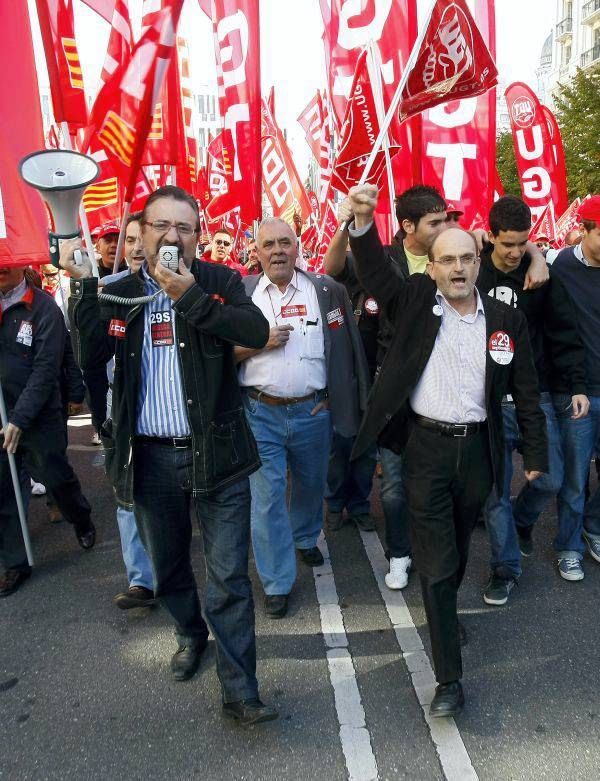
[
  {"left": 410, "top": 290, "right": 487, "bottom": 423},
  {"left": 238, "top": 271, "right": 327, "bottom": 397}
]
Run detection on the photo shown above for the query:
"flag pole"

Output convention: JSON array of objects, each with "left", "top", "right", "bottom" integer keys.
[
  {"left": 113, "top": 201, "right": 131, "bottom": 273},
  {"left": 367, "top": 41, "right": 398, "bottom": 237},
  {"left": 0, "top": 380, "right": 34, "bottom": 566}
]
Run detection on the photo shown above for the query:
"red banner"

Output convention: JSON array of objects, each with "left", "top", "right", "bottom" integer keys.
[
  {"left": 35, "top": 0, "right": 89, "bottom": 129},
  {"left": 99, "top": 0, "right": 133, "bottom": 86},
  {"left": 261, "top": 99, "right": 311, "bottom": 225},
  {"left": 211, "top": 0, "right": 261, "bottom": 223},
  {"left": 541, "top": 104, "right": 569, "bottom": 218},
  {"left": 83, "top": 0, "right": 184, "bottom": 203},
  {"left": 80, "top": 0, "right": 115, "bottom": 21},
  {"left": 331, "top": 49, "right": 400, "bottom": 195},
  {"left": 420, "top": 0, "right": 496, "bottom": 230},
  {"left": 505, "top": 82, "right": 566, "bottom": 224},
  {"left": 311, "top": 184, "right": 338, "bottom": 273},
  {"left": 0, "top": 0, "right": 49, "bottom": 268},
  {"left": 176, "top": 36, "right": 201, "bottom": 197},
  {"left": 554, "top": 198, "right": 582, "bottom": 248},
  {"left": 530, "top": 201, "right": 556, "bottom": 242},
  {"left": 297, "top": 92, "right": 323, "bottom": 162}
]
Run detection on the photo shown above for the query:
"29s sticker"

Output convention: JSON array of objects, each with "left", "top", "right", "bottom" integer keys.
[{"left": 488, "top": 331, "right": 514, "bottom": 365}]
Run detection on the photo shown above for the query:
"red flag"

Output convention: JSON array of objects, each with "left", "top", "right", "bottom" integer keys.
[
  {"left": 297, "top": 93, "right": 324, "bottom": 162},
  {"left": 211, "top": 0, "right": 262, "bottom": 223},
  {"left": 420, "top": 0, "right": 497, "bottom": 230},
  {"left": 331, "top": 49, "right": 400, "bottom": 194},
  {"left": 100, "top": 0, "right": 133, "bottom": 86},
  {"left": 530, "top": 201, "right": 556, "bottom": 243},
  {"left": 397, "top": 0, "right": 498, "bottom": 122},
  {"left": 505, "top": 82, "right": 565, "bottom": 224},
  {"left": 541, "top": 104, "right": 569, "bottom": 217},
  {"left": 261, "top": 99, "right": 311, "bottom": 225},
  {"left": 0, "top": 1, "right": 49, "bottom": 268},
  {"left": 197, "top": 0, "right": 211, "bottom": 15},
  {"left": 176, "top": 37, "right": 201, "bottom": 196},
  {"left": 83, "top": 0, "right": 184, "bottom": 203},
  {"left": 311, "top": 184, "right": 338, "bottom": 273},
  {"left": 80, "top": 0, "right": 115, "bottom": 21},
  {"left": 554, "top": 198, "right": 582, "bottom": 248},
  {"left": 34, "top": 0, "right": 88, "bottom": 129},
  {"left": 205, "top": 130, "right": 240, "bottom": 219}
]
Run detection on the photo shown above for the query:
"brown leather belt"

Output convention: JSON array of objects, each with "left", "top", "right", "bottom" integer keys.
[{"left": 246, "top": 388, "right": 327, "bottom": 406}]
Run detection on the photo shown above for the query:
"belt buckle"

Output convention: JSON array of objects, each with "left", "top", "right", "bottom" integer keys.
[
  {"left": 454, "top": 424, "right": 468, "bottom": 438},
  {"left": 173, "top": 438, "right": 188, "bottom": 449}
]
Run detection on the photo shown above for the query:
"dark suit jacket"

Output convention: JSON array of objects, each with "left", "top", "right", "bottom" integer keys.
[
  {"left": 349, "top": 224, "right": 548, "bottom": 492},
  {"left": 243, "top": 270, "right": 371, "bottom": 438}
]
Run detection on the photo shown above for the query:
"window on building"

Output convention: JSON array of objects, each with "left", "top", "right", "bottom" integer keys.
[{"left": 563, "top": 43, "right": 572, "bottom": 64}]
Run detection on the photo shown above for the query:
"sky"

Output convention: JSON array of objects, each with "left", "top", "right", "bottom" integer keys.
[{"left": 28, "top": 0, "right": 553, "bottom": 180}]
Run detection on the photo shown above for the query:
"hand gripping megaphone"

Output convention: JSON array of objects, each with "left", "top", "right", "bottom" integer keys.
[{"left": 20, "top": 149, "right": 99, "bottom": 267}]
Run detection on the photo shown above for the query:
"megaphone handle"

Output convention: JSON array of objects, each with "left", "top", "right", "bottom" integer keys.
[{"left": 49, "top": 235, "right": 61, "bottom": 268}]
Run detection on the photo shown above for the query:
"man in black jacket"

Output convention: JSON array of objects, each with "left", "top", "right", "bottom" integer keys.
[
  {"left": 479, "top": 196, "right": 589, "bottom": 599},
  {"left": 61, "top": 186, "right": 277, "bottom": 726},
  {"left": 347, "top": 184, "right": 547, "bottom": 717},
  {"left": 0, "top": 264, "right": 95, "bottom": 598}
]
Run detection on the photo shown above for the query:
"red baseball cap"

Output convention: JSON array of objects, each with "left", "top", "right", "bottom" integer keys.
[
  {"left": 96, "top": 221, "right": 120, "bottom": 240},
  {"left": 578, "top": 196, "right": 600, "bottom": 224},
  {"left": 445, "top": 202, "right": 464, "bottom": 216}
]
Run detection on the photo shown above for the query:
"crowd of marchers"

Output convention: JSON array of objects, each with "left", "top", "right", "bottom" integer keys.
[{"left": 1, "top": 180, "right": 600, "bottom": 724}]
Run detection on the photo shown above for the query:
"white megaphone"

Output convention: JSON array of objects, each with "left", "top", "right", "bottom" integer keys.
[{"left": 20, "top": 149, "right": 99, "bottom": 267}]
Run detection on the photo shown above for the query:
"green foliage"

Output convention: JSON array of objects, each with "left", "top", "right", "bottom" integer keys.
[
  {"left": 554, "top": 67, "right": 600, "bottom": 200},
  {"left": 495, "top": 130, "right": 521, "bottom": 197}
]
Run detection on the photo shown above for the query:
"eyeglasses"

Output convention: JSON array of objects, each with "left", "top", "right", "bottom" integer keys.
[
  {"left": 144, "top": 220, "right": 198, "bottom": 237},
  {"left": 432, "top": 254, "right": 478, "bottom": 267},
  {"left": 214, "top": 239, "right": 231, "bottom": 247}
]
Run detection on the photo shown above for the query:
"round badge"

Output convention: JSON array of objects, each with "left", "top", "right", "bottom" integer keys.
[
  {"left": 488, "top": 331, "right": 514, "bottom": 365},
  {"left": 432, "top": 304, "right": 443, "bottom": 317},
  {"left": 364, "top": 297, "right": 379, "bottom": 316}
]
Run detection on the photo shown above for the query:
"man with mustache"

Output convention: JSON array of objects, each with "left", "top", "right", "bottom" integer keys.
[{"left": 346, "top": 184, "right": 547, "bottom": 717}]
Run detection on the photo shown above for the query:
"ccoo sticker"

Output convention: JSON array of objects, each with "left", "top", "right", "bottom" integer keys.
[{"left": 488, "top": 331, "right": 514, "bottom": 365}]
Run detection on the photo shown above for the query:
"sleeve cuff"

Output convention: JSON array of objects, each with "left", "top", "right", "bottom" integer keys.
[
  {"left": 348, "top": 220, "right": 374, "bottom": 238},
  {"left": 70, "top": 276, "right": 98, "bottom": 299}
]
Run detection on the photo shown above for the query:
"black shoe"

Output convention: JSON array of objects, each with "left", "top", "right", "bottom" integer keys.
[
  {"left": 429, "top": 681, "right": 464, "bottom": 718},
  {"left": 326, "top": 511, "right": 345, "bottom": 532},
  {"left": 74, "top": 521, "right": 96, "bottom": 550},
  {"left": 222, "top": 698, "right": 278, "bottom": 727},
  {"left": 264, "top": 594, "right": 288, "bottom": 619},
  {"left": 298, "top": 546, "right": 324, "bottom": 567},
  {"left": 170, "top": 640, "right": 208, "bottom": 682},
  {"left": 517, "top": 526, "right": 533, "bottom": 557},
  {"left": 350, "top": 513, "right": 376, "bottom": 532},
  {"left": 458, "top": 620, "right": 468, "bottom": 647},
  {"left": 113, "top": 586, "right": 156, "bottom": 610},
  {"left": 0, "top": 568, "right": 31, "bottom": 598},
  {"left": 483, "top": 572, "right": 517, "bottom": 606}
]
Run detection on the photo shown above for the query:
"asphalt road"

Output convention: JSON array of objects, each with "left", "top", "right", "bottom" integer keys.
[{"left": 1, "top": 414, "right": 599, "bottom": 781}]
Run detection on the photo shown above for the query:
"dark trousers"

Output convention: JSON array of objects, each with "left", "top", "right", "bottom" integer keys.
[
  {"left": 132, "top": 440, "right": 258, "bottom": 703},
  {"left": 403, "top": 424, "right": 493, "bottom": 684},
  {"left": 380, "top": 447, "right": 411, "bottom": 558},
  {"left": 82, "top": 365, "right": 108, "bottom": 433},
  {"left": 325, "top": 432, "right": 376, "bottom": 516},
  {"left": 0, "top": 427, "right": 91, "bottom": 571}
]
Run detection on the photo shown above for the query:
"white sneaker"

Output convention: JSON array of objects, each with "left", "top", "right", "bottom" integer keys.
[
  {"left": 385, "top": 556, "right": 412, "bottom": 590},
  {"left": 30, "top": 480, "right": 46, "bottom": 496},
  {"left": 91, "top": 432, "right": 102, "bottom": 446}
]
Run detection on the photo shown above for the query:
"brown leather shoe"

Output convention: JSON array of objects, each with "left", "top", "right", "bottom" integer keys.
[
  {"left": 0, "top": 568, "right": 31, "bottom": 598},
  {"left": 47, "top": 504, "right": 63, "bottom": 524}
]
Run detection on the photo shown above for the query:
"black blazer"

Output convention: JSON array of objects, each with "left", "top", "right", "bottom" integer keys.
[{"left": 349, "top": 225, "right": 548, "bottom": 492}]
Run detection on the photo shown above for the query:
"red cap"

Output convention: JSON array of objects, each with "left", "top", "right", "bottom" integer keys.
[
  {"left": 96, "top": 221, "right": 120, "bottom": 240},
  {"left": 534, "top": 234, "right": 549, "bottom": 241},
  {"left": 578, "top": 196, "right": 600, "bottom": 224},
  {"left": 445, "top": 202, "right": 464, "bottom": 216}
]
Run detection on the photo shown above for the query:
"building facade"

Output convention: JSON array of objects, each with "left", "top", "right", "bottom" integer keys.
[{"left": 545, "top": 0, "right": 600, "bottom": 102}]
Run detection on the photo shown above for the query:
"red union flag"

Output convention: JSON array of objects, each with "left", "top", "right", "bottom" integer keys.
[
  {"left": 541, "top": 104, "right": 568, "bottom": 217},
  {"left": 297, "top": 93, "right": 324, "bottom": 162},
  {"left": 331, "top": 49, "right": 399, "bottom": 194},
  {"left": 505, "top": 82, "right": 565, "bottom": 224},
  {"left": 80, "top": 0, "right": 115, "bottom": 21},
  {"left": 554, "top": 198, "right": 582, "bottom": 248},
  {"left": 100, "top": 0, "right": 133, "bottom": 86},
  {"left": 35, "top": 0, "right": 88, "bottom": 128},
  {"left": 311, "top": 184, "right": 338, "bottom": 273},
  {"left": 205, "top": 130, "right": 240, "bottom": 219},
  {"left": 530, "top": 201, "right": 556, "bottom": 243},
  {"left": 83, "top": 0, "right": 184, "bottom": 202},
  {"left": 398, "top": 0, "right": 497, "bottom": 122}
]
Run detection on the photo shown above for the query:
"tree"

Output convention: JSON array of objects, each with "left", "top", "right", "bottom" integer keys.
[
  {"left": 554, "top": 67, "right": 600, "bottom": 200},
  {"left": 495, "top": 130, "right": 521, "bottom": 197}
]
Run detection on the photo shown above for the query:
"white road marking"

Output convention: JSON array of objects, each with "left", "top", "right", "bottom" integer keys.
[
  {"left": 359, "top": 530, "right": 478, "bottom": 781},
  {"left": 314, "top": 534, "right": 378, "bottom": 781}
]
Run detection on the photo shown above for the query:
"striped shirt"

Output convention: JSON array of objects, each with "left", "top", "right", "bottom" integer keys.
[
  {"left": 135, "top": 266, "right": 191, "bottom": 437},
  {"left": 410, "top": 289, "right": 487, "bottom": 423}
]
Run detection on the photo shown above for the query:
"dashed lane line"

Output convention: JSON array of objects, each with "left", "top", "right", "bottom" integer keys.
[
  {"left": 314, "top": 534, "right": 379, "bottom": 781},
  {"left": 358, "top": 530, "right": 478, "bottom": 781}
]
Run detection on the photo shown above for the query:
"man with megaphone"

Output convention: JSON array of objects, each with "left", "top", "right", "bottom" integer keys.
[{"left": 60, "top": 185, "right": 278, "bottom": 727}]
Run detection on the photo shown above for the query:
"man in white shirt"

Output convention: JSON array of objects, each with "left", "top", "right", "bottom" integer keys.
[{"left": 235, "top": 218, "right": 370, "bottom": 619}]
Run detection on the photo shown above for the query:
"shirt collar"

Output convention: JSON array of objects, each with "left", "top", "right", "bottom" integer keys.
[
  {"left": 0, "top": 278, "right": 28, "bottom": 301},
  {"left": 257, "top": 269, "right": 298, "bottom": 295},
  {"left": 574, "top": 243, "right": 589, "bottom": 266},
  {"left": 435, "top": 287, "right": 484, "bottom": 319},
  {"left": 140, "top": 262, "right": 161, "bottom": 291}
]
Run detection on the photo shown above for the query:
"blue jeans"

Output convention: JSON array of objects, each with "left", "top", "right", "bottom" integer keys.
[
  {"left": 244, "top": 393, "right": 331, "bottom": 595},
  {"left": 325, "top": 432, "right": 376, "bottom": 516},
  {"left": 132, "top": 440, "right": 258, "bottom": 703},
  {"left": 485, "top": 397, "right": 563, "bottom": 578},
  {"left": 116, "top": 506, "right": 153, "bottom": 590},
  {"left": 553, "top": 393, "right": 600, "bottom": 557},
  {"left": 380, "top": 448, "right": 411, "bottom": 559}
]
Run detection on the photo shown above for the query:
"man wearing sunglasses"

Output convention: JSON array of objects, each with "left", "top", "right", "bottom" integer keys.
[
  {"left": 209, "top": 229, "right": 248, "bottom": 276},
  {"left": 346, "top": 184, "right": 547, "bottom": 718}
]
